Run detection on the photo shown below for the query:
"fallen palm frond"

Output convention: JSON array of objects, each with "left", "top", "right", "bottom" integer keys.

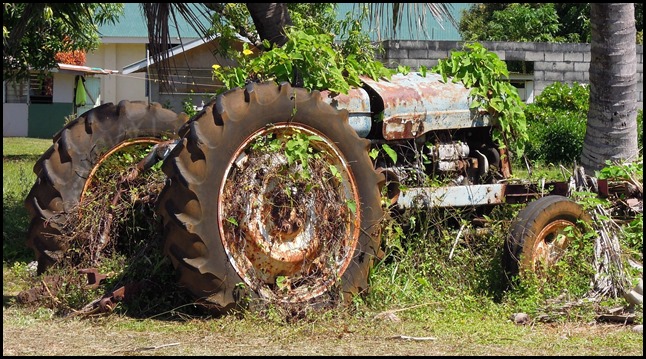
[{"left": 573, "top": 163, "right": 643, "bottom": 305}]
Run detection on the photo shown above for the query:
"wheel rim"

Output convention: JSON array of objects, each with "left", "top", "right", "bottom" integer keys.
[
  {"left": 530, "top": 219, "right": 574, "bottom": 270},
  {"left": 77, "top": 138, "right": 165, "bottom": 259},
  {"left": 80, "top": 138, "right": 164, "bottom": 203},
  {"left": 219, "top": 124, "right": 361, "bottom": 303}
]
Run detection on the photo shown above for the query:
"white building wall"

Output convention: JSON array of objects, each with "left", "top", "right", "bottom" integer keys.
[
  {"left": 52, "top": 73, "right": 75, "bottom": 103},
  {"left": 86, "top": 43, "right": 148, "bottom": 105},
  {"left": 2, "top": 103, "right": 29, "bottom": 137}
]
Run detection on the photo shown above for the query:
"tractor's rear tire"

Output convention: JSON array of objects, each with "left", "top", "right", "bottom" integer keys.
[
  {"left": 503, "top": 195, "right": 592, "bottom": 285},
  {"left": 156, "top": 82, "right": 384, "bottom": 314},
  {"left": 24, "top": 101, "right": 187, "bottom": 274}
]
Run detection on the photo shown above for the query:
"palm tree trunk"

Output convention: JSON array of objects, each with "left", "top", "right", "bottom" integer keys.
[
  {"left": 245, "top": 3, "right": 303, "bottom": 85},
  {"left": 245, "top": 3, "right": 292, "bottom": 48},
  {"left": 580, "top": 3, "right": 639, "bottom": 175}
]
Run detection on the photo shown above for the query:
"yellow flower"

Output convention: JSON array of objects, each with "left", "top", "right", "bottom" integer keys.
[
  {"left": 212, "top": 64, "right": 221, "bottom": 70},
  {"left": 242, "top": 49, "right": 253, "bottom": 56}
]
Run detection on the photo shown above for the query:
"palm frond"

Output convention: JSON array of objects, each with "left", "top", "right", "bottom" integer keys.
[
  {"left": 359, "top": 3, "right": 458, "bottom": 41},
  {"left": 141, "top": 3, "right": 214, "bottom": 93}
]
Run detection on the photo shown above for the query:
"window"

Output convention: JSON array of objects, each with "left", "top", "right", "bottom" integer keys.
[
  {"left": 509, "top": 78, "right": 535, "bottom": 104},
  {"left": 4, "top": 80, "right": 29, "bottom": 103},
  {"left": 29, "top": 72, "right": 53, "bottom": 104},
  {"left": 505, "top": 61, "right": 535, "bottom": 103}
]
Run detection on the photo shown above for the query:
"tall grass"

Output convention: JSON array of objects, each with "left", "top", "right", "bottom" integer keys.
[{"left": 3, "top": 137, "right": 642, "bottom": 326}]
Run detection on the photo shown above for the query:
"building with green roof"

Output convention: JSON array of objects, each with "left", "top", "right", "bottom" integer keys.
[
  {"left": 88, "top": 3, "right": 471, "bottom": 106},
  {"left": 87, "top": 3, "right": 212, "bottom": 105}
]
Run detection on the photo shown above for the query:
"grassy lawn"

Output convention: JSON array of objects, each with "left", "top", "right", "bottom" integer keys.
[{"left": 3, "top": 137, "right": 53, "bottom": 157}]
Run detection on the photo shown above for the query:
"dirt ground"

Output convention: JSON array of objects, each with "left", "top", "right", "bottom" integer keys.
[{"left": 3, "top": 304, "right": 643, "bottom": 356}]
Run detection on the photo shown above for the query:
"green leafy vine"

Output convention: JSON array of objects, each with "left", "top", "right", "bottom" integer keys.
[
  {"left": 431, "top": 42, "right": 529, "bottom": 159},
  {"left": 212, "top": 19, "right": 395, "bottom": 95}
]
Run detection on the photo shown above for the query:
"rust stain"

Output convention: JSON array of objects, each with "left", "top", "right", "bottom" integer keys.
[{"left": 384, "top": 116, "right": 425, "bottom": 139}]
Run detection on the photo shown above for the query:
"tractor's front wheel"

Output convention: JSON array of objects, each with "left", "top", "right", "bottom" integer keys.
[{"left": 503, "top": 195, "right": 592, "bottom": 284}]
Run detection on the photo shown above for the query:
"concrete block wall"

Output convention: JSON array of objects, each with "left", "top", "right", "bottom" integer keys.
[{"left": 377, "top": 40, "right": 644, "bottom": 110}]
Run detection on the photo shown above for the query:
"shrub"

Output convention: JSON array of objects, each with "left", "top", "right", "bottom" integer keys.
[
  {"left": 531, "top": 81, "right": 589, "bottom": 115},
  {"left": 525, "top": 82, "right": 589, "bottom": 164},
  {"left": 540, "top": 112, "right": 586, "bottom": 164}
]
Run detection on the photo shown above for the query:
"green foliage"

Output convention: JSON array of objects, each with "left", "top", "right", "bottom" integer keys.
[
  {"left": 622, "top": 213, "right": 644, "bottom": 255},
  {"left": 487, "top": 3, "right": 561, "bottom": 42},
  {"left": 3, "top": 3, "right": 124, "bottom": 81},
  {"left": 3, "top": 189, "right": 36, "bottom": 262},
  {"left": 288, "top": 3, "right": 339, "bottom": 34},
  {"left": 459, "top": 3, "right": 591, "bottom": 43},
  {"left": 597, "top": 158, "right": 643, "bottom": 181},
  {"left": 504, "top": 253, "right": 596, "bottom": 320},
  {"left": 249, "top": 131, "right": 324, "bottom": 181},
  {"left": 458, "top": 3, "right": 644, "bottom": 44},
  {"left": 211, "top": 9, "right": 395, "bottom": 94},
  {"left": 552, "top": 3, "right": 592, "bottom": 43},
  {"left": 207, "top": 4, "right": 258, "bottom": 57},
  {"left": 431, "top": 42, "right": 528, "bottom": 159},
  {"left": 2, "top": 137, "right": 52, "bottom": 157},
  {"left": 531, "top": 81, "right": 590, "bottom": 115},
  {"left": 283, "top": 131, "right": 324, "bottom": 180},
  {"left": 637, "top": 4, "right": 644, "bottom": 32},
  {"left": 380, "top": 144, "right": 398, "bottom": 164},
  {"left": 369, "top": 204, "right": 513, "bottom": 312},
  {"left": 531, "top": 115, "right": 586, "bottom": 165},
  {"left": 181, "top": 94, "right": 199, "bottom": 118},
  {"left": 593, "top": 157, "right": 643, "bottom": 269},
  {"left": 525, "top": 83, "right": 642, "bottom": 166},
  {"left": 524, "top": 82, "right": 590, "bottom": 165},
  {"left": 208, "top": 3, "right": 340, "bottom": 57},
  {"left": 2, "top": 139, "right": 49, "bottom": 263}
]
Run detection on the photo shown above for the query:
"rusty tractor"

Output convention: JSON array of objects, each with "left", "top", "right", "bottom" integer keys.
[{"left": 24, "top": 72, "right": 633, "bottom": 314}]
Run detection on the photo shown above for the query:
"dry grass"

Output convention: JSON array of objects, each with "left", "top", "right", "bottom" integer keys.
[{"left": 2, "top": 303, "right": 642, "bottom": 356}]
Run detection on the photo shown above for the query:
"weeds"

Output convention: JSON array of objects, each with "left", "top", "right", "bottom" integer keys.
[
  {"left": 6, "top": 139, "right": 203, "bottom": 319},
  {"left": 3, "top": 138, "right": 643, "bottom": 327}
]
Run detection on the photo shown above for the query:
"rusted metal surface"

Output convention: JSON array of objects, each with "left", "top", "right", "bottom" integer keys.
[
  {"left": 529, "top": 219, "right": 573, "bottom": 269},
  {"left": 503, "top": 182, "right": 570, "bottom": 204},
  {"left": 16, "top": 275, "right": 63, "bottom": 304},
  {"left": 80, "top": 137, "right": 168, "bottom": 203},
  {"left": 96, "top": 282, "right": 144, "bottom": 313},
  {"left": 360, "top": 73, "right": 491, "bottom": 140},
  {"left": 395, "top": 180, "right": 579, "bottom": 209},
  {"left": 320, "top": 88, "right": 372, "bottom": 137},
  {"left": 219, "top": 124, "right": 361, "bottom": 303},
  {"left": 498, "top": 147, "right": 512, "bottom": 178},
  {"left": 396, "top": 184, "right": 506, "bottom": 209},
  {"left": 78, "top": 268, "right": 107, "bottom": 289}
]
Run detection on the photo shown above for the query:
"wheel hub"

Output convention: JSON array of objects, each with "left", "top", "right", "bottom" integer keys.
[
  {"left": 219, "top": 124, "right": 361, "bottom": 302},
  {"left": 531, "top": 219, "right": 574, "bottom": 269}
]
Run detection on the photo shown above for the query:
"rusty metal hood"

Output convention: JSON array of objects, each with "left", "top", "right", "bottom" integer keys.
[{"left": 360, "top": 72, "right": 491, "bottom": 140}]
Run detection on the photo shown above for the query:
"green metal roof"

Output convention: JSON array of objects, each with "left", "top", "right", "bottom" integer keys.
[
  {"left": 99, "top": 3, "right": 470, "bottom": 41},
  {"left": 97, "top": 3, "right": 211, "bottom": 39}
]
